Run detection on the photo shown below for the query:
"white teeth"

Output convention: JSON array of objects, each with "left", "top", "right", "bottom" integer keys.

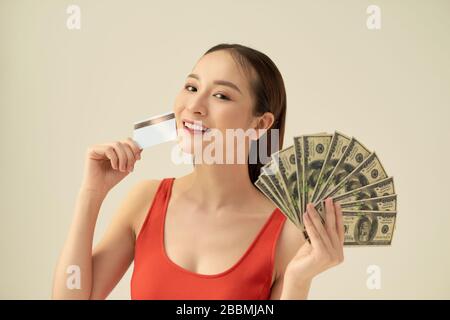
[{"left": 184, "top": 121, "right": 208, "bottom": 132}]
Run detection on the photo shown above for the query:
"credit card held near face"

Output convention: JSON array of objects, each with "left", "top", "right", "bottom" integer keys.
[{"left": 132, "top": 112, "right": 177, "bottom": 149}]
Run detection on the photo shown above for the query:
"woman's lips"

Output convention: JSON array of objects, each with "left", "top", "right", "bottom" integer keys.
[{"left": 182, "top": 120, "right": 210, "bottom": 135}]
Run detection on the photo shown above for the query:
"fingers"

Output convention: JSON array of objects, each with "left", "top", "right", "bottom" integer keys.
[
  {"left": 306, "top": 204, "right": 333, "bottom": 252},
  {"left": 335, "top": 201, "right": 345, "bottom": 245},
  {"left": 122, "top": 143, "right": 136, "bottom": 172},
  {"left": 325, "top": 198, "right": 341, "bottom": 250},
  {"left": 324, "top": 198, "right": 336, "bottom": 231},
  {"left": 303, "top": 210, "right": 325, "bottom": 252},
  {"left": 123, "top": 137, "right": 143, "bottom": 171},
  {"left": 110, "top": 138, "right": 142, "bottom": 173},
  {"left": 104, "top": 146, "right": 119, "bottom": 170},
  {"left": 113, "top": 142, "right": 129, "bottom": 172},
  {"left": 125, "top": 137, "right": 142, "bottom": 160},
  {"left": 307, "top": 201, "right": 345, "bottom": 266}
]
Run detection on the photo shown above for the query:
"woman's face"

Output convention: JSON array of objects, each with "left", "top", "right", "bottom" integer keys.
[{"left": 173, "top": 50, "right": 259, "bottom": 159}]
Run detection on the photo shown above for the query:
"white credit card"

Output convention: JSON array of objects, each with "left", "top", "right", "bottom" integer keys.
[{"left": 132, "top": 112, "right": 177, "bottom": 149}]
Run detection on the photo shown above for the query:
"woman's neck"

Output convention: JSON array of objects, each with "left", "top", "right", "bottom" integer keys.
[{"left": 182, "top": 162, "right": 259, "bottom": 211}]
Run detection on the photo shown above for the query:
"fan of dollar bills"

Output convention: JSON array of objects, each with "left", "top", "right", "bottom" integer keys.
[{"left": 255, "top": 131, "right": 397, "bottom": 246}]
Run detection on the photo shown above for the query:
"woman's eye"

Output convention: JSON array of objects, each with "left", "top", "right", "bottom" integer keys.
[
  {"left": 214, "top": 93, "right": 230, "bottom": 101},
  {"left": 185, "top": 85, "right": 197, "bottom": 92},
  {"left": 184, "top": 85, "right": 229, "bottom": 101}
]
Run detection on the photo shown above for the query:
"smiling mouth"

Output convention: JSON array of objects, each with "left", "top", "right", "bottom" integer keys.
[{"left": 182, "top": 121, "right": 210, "bottom": 134}]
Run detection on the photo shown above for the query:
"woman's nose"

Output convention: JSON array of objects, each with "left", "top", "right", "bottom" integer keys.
[{"left": 186, "top": 96, "right": 207, "bottom": 115}]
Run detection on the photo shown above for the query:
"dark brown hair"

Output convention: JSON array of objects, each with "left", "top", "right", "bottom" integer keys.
[{"left": 203, "top": 43, "right": 287, "bottom": 184}]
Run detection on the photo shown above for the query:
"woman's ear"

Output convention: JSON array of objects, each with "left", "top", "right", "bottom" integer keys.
[{"left": 252, "top": 112, "right": 275, "bottom": 140}]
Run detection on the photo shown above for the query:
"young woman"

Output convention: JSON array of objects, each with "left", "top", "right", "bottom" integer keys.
[{"left": 52, "top": 43, "right": 344, "bottom": 300}]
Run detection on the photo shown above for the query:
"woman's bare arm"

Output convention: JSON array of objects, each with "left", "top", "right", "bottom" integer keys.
[
  {"left": 269, "top": 219, "right": 307, "bottom": 300},
  {"left": 52, "top": 179, "right": 160, "bottom": 299}
]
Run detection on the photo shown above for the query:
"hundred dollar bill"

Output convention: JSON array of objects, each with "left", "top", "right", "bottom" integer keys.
[
  {"left": 311, "top": 131, "right": 351, "bottom": 203},
  {"left": 332, "top": 177, "right": 395, "bottom": 204},
  {"left": 302, "top": 134, "right": 333, "bottom": 221},
  {"left": 259, "top": 174, "right": 299, "bottom": 225},
  {"left": 255, "top": 177, "right": 299, "bottom": 227},
  {"left": 261, "top": 162, "right": 298, "bottom": 222},
  {"left": 272, "top": 146, "right": 302, "bottom": 225},
  {"left": 325, "top": 152, "right": 388, "bottom": 199},
  {"left": 314, "top": 137, "right": 371, "bottom": 204},
  {"left": 293, "top": 136, "right": 305, "bottom": 215},
  {"left": 315, "top": 194, "right": 396, "bottom": 217},
  {"left": 342, "top": 210, "right": 396, "bottom": 246},
  {"left": 257, "top": 176, "right": 309, "bottom": 242},
  {"left": 261, "top": 161, "right": 286, "bottom": 199},
  {"left": 340, "top": 195, "right": 397, "bottom": 211},
  {"left": 259, "top": 173, "right": 293, "bottom": 219}
]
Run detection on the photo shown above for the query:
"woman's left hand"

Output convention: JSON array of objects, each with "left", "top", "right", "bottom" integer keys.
[{"left": 285, "top": 198, "right": 345, "bottom": 284}]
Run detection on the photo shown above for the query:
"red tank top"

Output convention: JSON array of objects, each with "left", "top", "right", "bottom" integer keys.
[{"left": 130, "top": 177, "right": 286, "bottom": 300}]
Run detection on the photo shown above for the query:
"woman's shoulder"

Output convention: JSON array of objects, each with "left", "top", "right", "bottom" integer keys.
[
  {"left": 252, "top": 191, "right": 303, "bottom": 248},
  {"left": 126, "top": 179, "right": 165, "bottom": 238},
  {"left": 272, "top": 213, "right": 306, "bottom": 280},
  {"left": 131, "top": 176, "right": 177, "bottom": 196},
  {"left": 130, "top": 179, "right": 163, "bottom": 200},
  {"left": 253, "top": 190, "right": 305, "bottom": 284}
]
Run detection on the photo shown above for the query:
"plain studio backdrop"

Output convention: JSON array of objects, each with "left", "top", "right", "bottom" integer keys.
[{"left": 1, "top": 0, "right": 449, "bottom": 299}]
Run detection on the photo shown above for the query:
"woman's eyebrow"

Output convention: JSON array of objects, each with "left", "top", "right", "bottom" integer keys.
[{"left": 187, "top": 73, "right": 242, "bottom": 95}]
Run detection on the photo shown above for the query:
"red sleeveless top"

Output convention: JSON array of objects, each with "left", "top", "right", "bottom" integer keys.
[{"left": 130, "top": 177, "right": 286, "bottom": 300}]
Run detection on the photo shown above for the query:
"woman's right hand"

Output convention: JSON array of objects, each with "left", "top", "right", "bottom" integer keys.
[{"left": 80, "top": 137, "right": 143, "bottom": 195}]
